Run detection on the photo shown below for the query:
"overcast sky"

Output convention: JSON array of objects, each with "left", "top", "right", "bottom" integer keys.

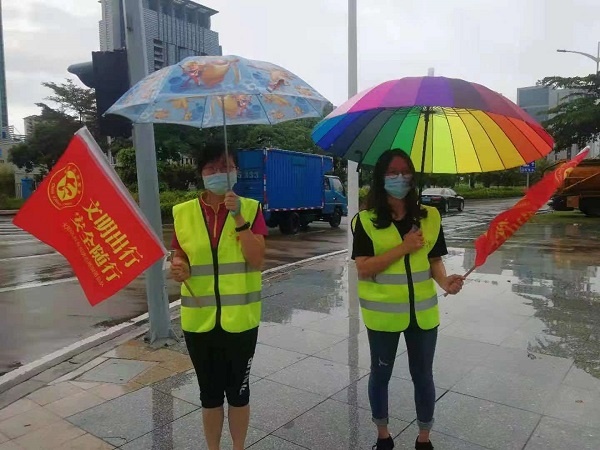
[{"left": 3, "top": 0, "right": 600, "bottom": 133}]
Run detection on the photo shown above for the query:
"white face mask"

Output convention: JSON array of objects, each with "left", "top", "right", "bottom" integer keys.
[{"left": 202, "top": 170, "right": 237, "bottom": 195}]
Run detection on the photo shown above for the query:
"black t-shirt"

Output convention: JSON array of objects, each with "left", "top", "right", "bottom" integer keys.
[{"left": 351, "top": 215, "right": 448, "bottom": 260}]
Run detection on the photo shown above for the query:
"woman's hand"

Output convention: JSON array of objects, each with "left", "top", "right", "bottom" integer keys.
[
  {"left": 402, "top": 229, "right": 424, "bottom": 254},
  {"left": 225, "top": 191, "right": 241, "bottom": 216},
  {"left": 439, "top": 274, "right": 464, "bottom": 295},
  {"left": 170, "top": 256, "right": 191, "bottom": 282}
]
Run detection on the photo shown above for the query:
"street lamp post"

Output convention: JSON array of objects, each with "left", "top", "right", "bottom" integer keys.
[{"left": 557, "top": 41, "right": 600, "bottom": 74}]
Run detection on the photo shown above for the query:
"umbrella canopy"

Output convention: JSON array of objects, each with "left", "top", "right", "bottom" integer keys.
[
  {"left": 311, "top": 76, "right": 554, "bottom": 173},
  {"left": 106, "top": 55, "right": 329, "bottom": 127}
]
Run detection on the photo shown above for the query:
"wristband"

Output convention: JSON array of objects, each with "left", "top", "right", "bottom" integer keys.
[{"left": 235, "top": 222, "right": 251, "bottom": 232}]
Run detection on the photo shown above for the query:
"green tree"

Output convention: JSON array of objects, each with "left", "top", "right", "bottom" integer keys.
[
  {"left": 539, "top": 74, "right": 600, "bottom": 150},
  {"left": 9, "top": 80, "right": 99, "bottom": 173}
]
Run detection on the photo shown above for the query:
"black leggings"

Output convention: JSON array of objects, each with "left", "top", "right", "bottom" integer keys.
[{"left": 184, "top": 326, "right": 258, "bottom": 408}]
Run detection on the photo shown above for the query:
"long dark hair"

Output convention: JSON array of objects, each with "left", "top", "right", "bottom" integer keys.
[{"left": 365, "top": 149, "right": 427, "bottom": 229}]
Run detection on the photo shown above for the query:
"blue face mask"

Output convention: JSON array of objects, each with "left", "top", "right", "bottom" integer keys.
[
  {"left": 384, "top": 175, "right": 412, "bottom": 199},
  {"left": 203, "top": 170, "right": 237, "bottom": 195}
]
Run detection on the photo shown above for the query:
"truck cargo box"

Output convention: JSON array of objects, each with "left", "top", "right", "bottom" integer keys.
[{"left": 235, "top": 148, "right": 333, "bottom": 211}]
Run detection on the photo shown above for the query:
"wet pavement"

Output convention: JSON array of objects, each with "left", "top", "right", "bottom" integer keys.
[
  {"left": 0, "top": 217, "right": 347, "bottom": 376},
  {"left": 0, "top": 205, "right": 598, "bottom": 449},
  {"left": 0, "top": 195, "right": 509, "bottom": 377}
]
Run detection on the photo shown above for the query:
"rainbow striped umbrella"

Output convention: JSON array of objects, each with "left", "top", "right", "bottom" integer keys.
[{"left": 311, "top": 76, "right": 554, "bottom": 174}]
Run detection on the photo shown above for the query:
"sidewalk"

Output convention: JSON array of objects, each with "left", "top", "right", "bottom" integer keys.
[{"left": 0, "top": 252, "right": 599, "bottom": 449}]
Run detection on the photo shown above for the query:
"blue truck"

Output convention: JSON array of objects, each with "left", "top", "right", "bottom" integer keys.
[{"left": 234, "top": 148, "right": 348, "bottom": 235}]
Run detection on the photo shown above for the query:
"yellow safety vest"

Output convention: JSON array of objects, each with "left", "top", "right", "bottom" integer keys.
[
  {"left": 173, "top": 196, "right": 262, "bottom": 333},
  {"left": 353, "top": 206, "right": 441, "bottom": 332}
]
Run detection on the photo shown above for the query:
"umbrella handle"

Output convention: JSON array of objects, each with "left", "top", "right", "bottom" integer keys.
[{"left": 220, "top": 95, "right": 232, "bottom": 191}]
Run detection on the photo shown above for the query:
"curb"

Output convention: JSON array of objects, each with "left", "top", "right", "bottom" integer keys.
[{"left": 0, "top": 250, "right": 348, "bottom": 404}]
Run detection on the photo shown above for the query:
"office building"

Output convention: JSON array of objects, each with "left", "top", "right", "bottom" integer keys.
[
  {"left": 517, "top": 85, "right": 599, "bottom": 160},
  {"left": 23, "top": 115, "right": 40, "bottom": 139},
  {"left": 99, "top": 0, "right": 221, "bottom": 74},
  {"left": 0, "top": 0, "right": 9, "bottom": 133}
]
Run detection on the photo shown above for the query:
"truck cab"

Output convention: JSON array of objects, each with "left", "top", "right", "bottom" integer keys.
[{"left": 323, "top": 175, "right": 348, "bottom": 227}]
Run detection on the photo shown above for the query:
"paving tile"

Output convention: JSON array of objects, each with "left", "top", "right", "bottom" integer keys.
[
  {"left": 130, "top": 365, "right": 176, "bottom": 386},
  {"left": 544, "top": 384, "right": 600, "bottom": 429},
  {"left": 332, "top": 375, "right": 446, "bottom": 423},
  {"left": 480, "top": 347, "right": 573, "bottom": 384},
  {"left": 68, "top": 381, "right": 101, "bottom": 391},
  {"left": 13, "top": 419, "right": 85, "bottom": 450},
  {"left": 50, "top": 358, "right": 108, "bottom": 385},
  {"left": 313, "top": 334, "right": 374, "bottom": 370},
  {"left": 26, "top": 383, "right": 84, "bottom": 406},
  {"left": 45, "top": 391, "right": 105, "bottom": 418},
  {"left": 77, "top": 359, "right": 156, "bottom": 384},
  {"left": 0, "top": 441, "right": 23, "bottom": 450},
  {"left": 392, "top": 352, "right": 477, "bottom": 390},
  {"left": 395, "top": 424, "right": 489, "bottom": 450},
  {"left": 247, "top": 435, "right": 308, "bottom": 450},
  {"left": 267, "top": 356, "right": 368, "bottom": 396},
  {"left": 67, "top": 387, "right": 198, "bottom": 445},
  {"left": 102, "top": 344, "right": 152, "bottom": 360},
  {"left": 261, "top": 305, "right": 330, "bottom": 328},
  {"left": 153, "top": 371, "right": 202, "bottom": 407},
  {"left": 452, "top": 366, "right": 559, "bottom": 413},
  {"left": 61, "top": 433, "right": 115, "bottom": 449},
  {"left": 274, "top": 399, "right": 409, "bottom": 449},
  {"left": 562, "top": 366, "right": 600, "bottom": 391},
  {"left": 434, "top": 392, "right": 541, "bottom": 450},
  {"left": 249, "top": 379, "right": 325, "bottom": 433},
  {"left": 257, "top": 324, "right": 345, "bottom": 355},
  {"left": 435, "top": 335, "right": 499, "bottom": 365},
  {"left": 300, "top": 315, "right": 364, "bottom": 337},
  {"left": 250, "top": 344, "right": 307, "bottom": 378},
  {"left": 0, "top": 432, "right": 7, "bottom": 444},
  {"left": 0, "top": 406, "right": 61, "bottom": 439},
  {"left": 524, "top": 416, "right": 600, "bottom": 450},
  {"left": 440, "top": 319, "right": 525, "bottom": 345},
  {"left": 0, "top": 381, "right": 45, "bottom": 411},
  {"left": 87, "top": 382, "right": 143, "bottom": 401},
  {"left": 0, "top": 400, "right": 38, "bottom": 423},
  {"left": 120, "top": 409, "right": 266, "bottom": 449}
]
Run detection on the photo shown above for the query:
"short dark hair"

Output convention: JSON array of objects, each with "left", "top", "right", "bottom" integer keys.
[{"left": 197, "top": 143, "right": 237, "bottom": 171}]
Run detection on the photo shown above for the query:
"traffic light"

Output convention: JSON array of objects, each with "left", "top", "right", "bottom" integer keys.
[{"left": 68, "top": 49, "right": 132, "bottom": 138}]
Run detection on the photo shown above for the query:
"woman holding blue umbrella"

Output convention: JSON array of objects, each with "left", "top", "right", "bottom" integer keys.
[{"left": 352, "top": 149, "right": 464, "bottom": 450}]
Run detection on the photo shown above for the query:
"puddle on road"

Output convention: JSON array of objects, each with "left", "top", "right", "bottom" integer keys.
[{"left": 445, "top": 216, "right": 600, "bottom": 379}]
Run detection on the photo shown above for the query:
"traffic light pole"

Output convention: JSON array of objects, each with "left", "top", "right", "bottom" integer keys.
[{"left": 122, "top": 0, "right": 177, "bottom": 346}]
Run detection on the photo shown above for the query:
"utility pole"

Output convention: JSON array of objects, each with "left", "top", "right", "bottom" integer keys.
[
  {"left": 122, "top": 0, "right": 176, "bottom": 346},
  {"left": 347, "top": 0, "right": 359, "bottom": 241}
]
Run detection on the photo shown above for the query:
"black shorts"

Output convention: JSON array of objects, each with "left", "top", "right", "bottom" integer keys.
[{"left": 184, "top": 326, "right": 258, "bottom": 408}]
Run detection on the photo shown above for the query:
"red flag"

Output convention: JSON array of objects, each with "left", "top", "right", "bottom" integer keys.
[
  {"left": 13, "top": 128, "right": 167, "bottom": 306},
  {"left": 474, "top": 147, "right": 590, "bottom": 269}
]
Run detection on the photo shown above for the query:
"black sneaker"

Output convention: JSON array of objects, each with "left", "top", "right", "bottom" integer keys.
[
  {"left": 372, "top": 435, "right": 394, "bottom": 450},
  {"left": 415, "top": 437, "right": 434, "bottom": 450}
]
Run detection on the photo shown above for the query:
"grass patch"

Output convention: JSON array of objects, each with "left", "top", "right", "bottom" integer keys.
[
  {"left": 529, "top": 210, "right": 598, "bottom": 224},
  {"left": 0, "top": 196, "right": 25, "bottom": 210},
  {"left": 455, "top": 187, "right": 525, "bottom": 199}
]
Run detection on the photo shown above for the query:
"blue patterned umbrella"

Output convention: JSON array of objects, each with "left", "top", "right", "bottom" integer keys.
[
  {"left": 107, "top": 55, "right": 329, "bottom": 187},
  {"left": 106, "top": 55, "right": 329, "bottom": 128}
]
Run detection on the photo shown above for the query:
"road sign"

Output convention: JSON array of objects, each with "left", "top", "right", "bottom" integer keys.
[{"left": 520, "top": 162, "right": 536, "bottom": 173}]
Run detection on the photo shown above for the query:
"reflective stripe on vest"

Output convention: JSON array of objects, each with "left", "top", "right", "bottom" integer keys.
[
  {"left": 190, "top": 262, "right": 258, "bottom": 277},
  {"left": 359, "top": 294, "right": 438, "bottom": 313},
  {"left": 181, "top": 291, "right": 262, "bottom": 308},
  {"left": 363, "top": 269, "right": 431, "bottom": 285}
]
